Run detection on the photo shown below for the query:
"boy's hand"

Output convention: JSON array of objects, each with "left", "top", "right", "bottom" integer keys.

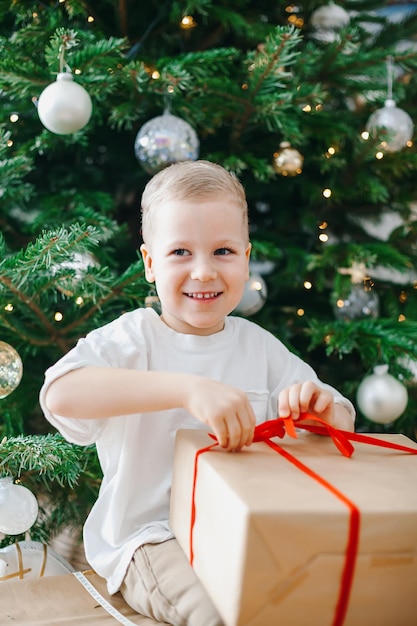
[
  {"left": 184, "top": 378, "right": 256, "bottom": 451},
  {"left": 278, "top": 381, "right": 335, "bottom": 425}
]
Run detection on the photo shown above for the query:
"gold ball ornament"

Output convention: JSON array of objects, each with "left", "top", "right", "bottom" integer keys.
[
  {"left": 273, "top": 142, "right": 303, "bottom": 176},
  {"left": 37, "top": 72, "right": 92, "bottom": 135},
  {"left": 0, "top": 341, "right": 23, "bottom": 399}
]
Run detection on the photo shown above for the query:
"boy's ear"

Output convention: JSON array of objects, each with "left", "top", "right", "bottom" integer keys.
[
  {"left": 245, "top": 242, "right": 252, "bottom": 280},
  {"left": 140, "top": 243, "right": 155, "bottom": 283}
]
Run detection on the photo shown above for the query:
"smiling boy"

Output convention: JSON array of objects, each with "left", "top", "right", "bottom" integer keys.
[{"left": 40, "top": 160, "right": 355, "bottom": 626}]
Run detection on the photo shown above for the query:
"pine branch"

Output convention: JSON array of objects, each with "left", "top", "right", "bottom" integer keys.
[
  {"left": 307, "top": 318, "right": 417, "bottom": 369},
  {"left": 0, "top": 433, "right": 84, "bottom": 487}
]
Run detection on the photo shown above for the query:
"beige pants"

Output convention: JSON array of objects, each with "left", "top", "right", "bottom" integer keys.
[{"left": 120, "top": 538, "right": 224, "bottom": 626}]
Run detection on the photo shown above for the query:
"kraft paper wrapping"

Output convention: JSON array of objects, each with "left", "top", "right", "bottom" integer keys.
[
  {"left": 0, "top": 570, "right": 160, "bottom": 625},
  {"left": 170, "top": 429, "right": 417, "bottom": 626}
]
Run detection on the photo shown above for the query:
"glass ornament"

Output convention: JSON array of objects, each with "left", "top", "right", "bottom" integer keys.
[
  {"left": 333, "top": 284, "right": 379, "bottom": 321},
  {"left": 134, "top": 111, "right": 199, "bottom": 175},
  {"left": 37, "top": 72, "right": 92, "bottom": 135},
  {"left": 0, "top": 477, "right": 39, "bottom": 535},
  {"left": 272, "top": 142, "right": 303, "bottom": 176},
  {"left": 234, "top": 273, "right": 267, "bottom": 316},
  {"left": 0, "top": 341, "right": 23, "bottom": 399},
  {"left": 366, "top": 99, "right": 414, "bottom": 152},
  {"left": 356, "top": 364, "right": 408, "bottom": 424}
]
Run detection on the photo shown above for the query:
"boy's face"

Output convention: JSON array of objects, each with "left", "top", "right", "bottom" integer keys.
[{"left": 141, "top": 195, "right": 251, "bottom": 335}]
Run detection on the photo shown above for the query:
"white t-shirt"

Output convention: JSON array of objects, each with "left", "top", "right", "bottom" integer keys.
[{"left": 39, "top": 307, "right": 354, "bottom": 594}]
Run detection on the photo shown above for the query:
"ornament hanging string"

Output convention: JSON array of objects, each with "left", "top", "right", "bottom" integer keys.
[
  {"left": 386, "top": 55, "right": 393, "bottom": 101},
  {"left": 58, "top": 29, "right": 79, "bottom": 74}
]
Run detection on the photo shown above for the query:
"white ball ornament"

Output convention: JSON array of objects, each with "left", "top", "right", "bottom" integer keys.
[
  {"left": 0, "top": 477, "right": 39, "bottom": 535},
  {"left": 234, "top": 272, "right": 267, "bottom": 316},
  {"left": 37, "top": 72, "right": 92, "bottom": 135},
  {"left": 356, "top": 364, "right": 408, "bottom": 424},
  {"left": 310, "top": 2, "right": 350, "bottom": 30},
  {"left": 310, "top": 2, "right": 350, "bottom": 42},
  {"left": 134, "top": 111, "right": 199, "bottom": 175},
  {"left": 366, "top": 99, "right": 414, "bottom": 152}
]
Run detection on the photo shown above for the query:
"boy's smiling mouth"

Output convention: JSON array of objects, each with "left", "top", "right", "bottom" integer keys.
[{"left": 185, "top": 292, "right": 221, "bottom": 299}]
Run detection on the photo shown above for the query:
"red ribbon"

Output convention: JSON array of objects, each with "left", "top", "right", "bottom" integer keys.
[{"left": 189, "top": 414, "right": 417, "bottom": 626}]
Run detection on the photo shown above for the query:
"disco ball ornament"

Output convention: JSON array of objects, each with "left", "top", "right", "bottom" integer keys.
[
  {"left": 272, "top": 142, "right": 303, "bottom": 176},
  {"left": 0, "top": 477, "right": 39, "bottom": 535},
  {"left": 333, "top": 284, "right": 379, "bottom": 321},
  {"left": 234, "top": 272, "right": 267, "bottom": 316},
  {"left": 0, "top": 341, "right": 23, "bottom": 399},
  {"left": 134, "top": 111, "right": 199, "bottom": 175},
  {"left": 37, "top": 72, "right": 92, "bottom": 135},
  {"left": 366, "top": 99, "right": 414, "bottom": 152},
  {"left": 356, "top": 364, "right": 408, "bottom": 424}
]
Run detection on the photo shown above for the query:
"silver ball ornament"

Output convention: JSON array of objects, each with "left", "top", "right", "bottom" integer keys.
[
  {"left": 134, "top": 111, "right": 199, "bottom": 175},
  {"left": 356, "top": 364, "right": 408, "bottom": 424},
  {"left": 37, "top": 72, "right": 92, "bottom": 135},
  {"left": 234, "top": 272, "right": 267, "bottom": 316},
  {"left": 333, "top": 284, "right": 379, "bottom": 321},
  {"left": 366, "top": 99, "right": 414, "bottom": 152},
  {"left": 0, "top": 341, "right": 23, "bottom": 399}
]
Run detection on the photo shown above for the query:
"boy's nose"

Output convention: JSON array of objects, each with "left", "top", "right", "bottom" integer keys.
[{"left": 190, "top": 258, "right": 217, "bottom": 281}]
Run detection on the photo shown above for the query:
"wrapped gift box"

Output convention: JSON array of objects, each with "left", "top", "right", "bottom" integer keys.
[
  {"left": 170, "top": 429, "right": 417, "bottom": 626},
  {"left": 0, "top": 569, "right": 162, "bottom": 625}
]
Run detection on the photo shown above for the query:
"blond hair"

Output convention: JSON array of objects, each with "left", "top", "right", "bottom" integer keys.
[{"left": 140, "top": 160, "right": 248, "bottom": 243}]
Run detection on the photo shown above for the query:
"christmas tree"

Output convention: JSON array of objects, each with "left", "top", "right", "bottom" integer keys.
[{"left": 1, "top": 0, "right": 417, "bottom": 544}]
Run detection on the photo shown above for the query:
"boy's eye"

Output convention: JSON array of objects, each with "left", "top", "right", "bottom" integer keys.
[
  {"left": 172, "top": 248, "right": 189, "bottom": 256},
  {"left": 214, "top": 247, "right": 233, "bottom": 256}
]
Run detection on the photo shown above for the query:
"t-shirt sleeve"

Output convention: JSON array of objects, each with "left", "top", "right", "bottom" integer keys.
[
  {"left": 39, "top": 336, "right": 111, "bottom": 446},
  {"left": 40, "top": 311, "right": 150, "bottom": 445}
]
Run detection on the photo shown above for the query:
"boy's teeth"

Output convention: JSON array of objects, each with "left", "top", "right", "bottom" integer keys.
[{"left": 188, "top": 292, "right": 218, "bottom": 299}]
